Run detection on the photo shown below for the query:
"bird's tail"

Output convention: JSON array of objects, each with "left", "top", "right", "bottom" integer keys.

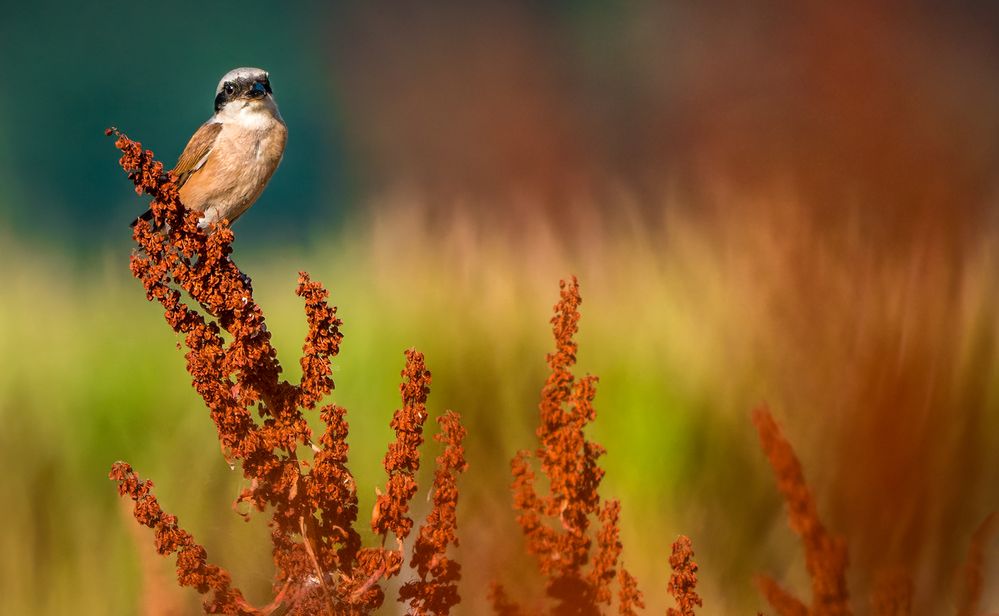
[{"left": 129, "top": 208, "right": 154, "bottom": 228}]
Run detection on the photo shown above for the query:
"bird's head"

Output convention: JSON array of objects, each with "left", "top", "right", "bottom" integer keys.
[{"left": 213, "top": 67, "right": 275, "bottom": 114}]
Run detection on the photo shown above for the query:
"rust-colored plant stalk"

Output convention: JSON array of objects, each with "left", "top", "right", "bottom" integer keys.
[
  {"left": 755, "top": 575, "right": 809, "bottom": 616},
  {"left": 752, "top": 406, "right": 999, "bottom": 616},
  {"left": 110, "top": 462, "right": 252, "bottom": 614},
  {"left": 667, "top": 535, "right": 702, "bottom": 616},
  {"left": 399, "top": 410, "right": 469, "bottom": 615},
  {"left": 617, "top": 569, "right": 645, "bottom": 616},
  {"left": 494, "top": 277, "right": 646, "bottom": 615},
  {"left": 107, "top": 129, "right": 465, "bottom": 615},
  {"left": 752, "top": 407, "right": 851, "bottom": 616}
]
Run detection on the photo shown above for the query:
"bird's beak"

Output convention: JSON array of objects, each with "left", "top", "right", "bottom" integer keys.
[{"left": 250, "top": 82, "right": 267, "bottom": 98}]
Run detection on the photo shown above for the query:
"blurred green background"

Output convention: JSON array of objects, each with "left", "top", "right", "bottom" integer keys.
[{"left": 4, "top": 1, "right": 999, "bottom": 614}]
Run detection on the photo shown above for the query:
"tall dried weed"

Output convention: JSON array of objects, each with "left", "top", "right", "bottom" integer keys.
[
  {"left": 107, "top": 129, "right": 466, "bottom": 615},
  {"left": 753, "top": 406, "right": 996, "bottom": 616}
]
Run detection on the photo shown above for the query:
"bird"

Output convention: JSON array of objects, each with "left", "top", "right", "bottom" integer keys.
[{"left": 132, "top": 67, "right": 288, "bottom": 230}]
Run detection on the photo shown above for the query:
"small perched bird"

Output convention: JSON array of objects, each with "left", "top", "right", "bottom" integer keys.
[{"left": 132, "top": 67, "right": 288, "bottom": 229}]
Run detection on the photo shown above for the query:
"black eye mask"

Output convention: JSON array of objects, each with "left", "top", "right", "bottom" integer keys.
[
  {"left": 213, "top": 76, "right": 269, "bottom": 112},
  {"left": 214, "top": 90, "right": 227, "bottom": 113}
]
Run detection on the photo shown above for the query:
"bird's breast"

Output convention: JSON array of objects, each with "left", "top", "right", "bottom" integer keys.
[{"left": 182, "top": 111, "right": 287, "bottom": 223}]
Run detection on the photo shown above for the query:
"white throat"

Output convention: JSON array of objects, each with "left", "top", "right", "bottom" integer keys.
[{"left": 215, "top": 99, "right": 281, "bottom": 130}]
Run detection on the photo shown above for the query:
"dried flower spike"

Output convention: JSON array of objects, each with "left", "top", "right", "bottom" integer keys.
[
  {"left": 498, "top": 277, "right": 643, "bottom": 615},
  {"left": 399, "top": 410, "right": 469, "bottom": 615},
  {"left": 752, "top": 407, "right": 851, "bottom": 616},
  {"left": 110, "top": 462, "right": 250, "bottom": 615},
  {"left": 667, "top": 535, "right": 702, "bottom": 616}
]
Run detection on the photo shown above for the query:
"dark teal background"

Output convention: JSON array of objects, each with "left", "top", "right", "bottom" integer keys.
[{"left": 0, "top": 1, "right": 349, "bottom": 249}]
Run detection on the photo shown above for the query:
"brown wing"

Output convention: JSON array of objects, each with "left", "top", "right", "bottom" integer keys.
[
  {"left": 172, "top": 121, "right": 223, "bottom": 187},
  {"left": 129, "top": 121, "right": 222, "bottom": 227}
]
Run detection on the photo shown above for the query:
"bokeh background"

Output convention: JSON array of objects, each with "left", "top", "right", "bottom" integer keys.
[{"left": 3, "top": 1, "right": 999, "bottom": 614}]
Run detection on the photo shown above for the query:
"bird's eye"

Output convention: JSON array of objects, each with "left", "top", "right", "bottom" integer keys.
[
  {"left": 263, "top": 79, "right": 272, "bottom": 94},
  {"left": 224, "top": 82, "right": 235, "bottom": 95}
]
